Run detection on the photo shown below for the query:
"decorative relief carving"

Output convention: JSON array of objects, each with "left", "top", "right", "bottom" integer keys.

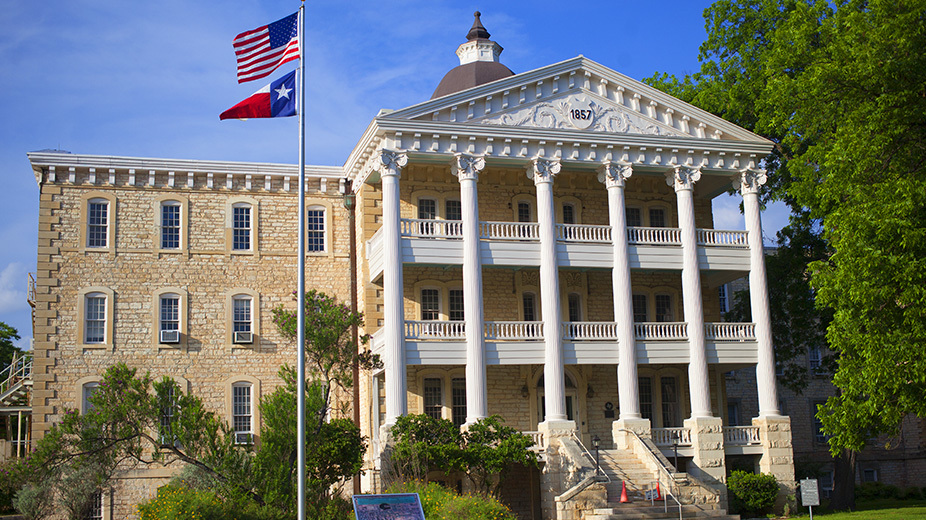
[
  {"left": 563, "top": 272, "right": 583, "bottom": 289},
  {"left": 734, "top": 168, "right": 768, "bottom": 195},
  {"left": 476, "top": 93, "right": 684, "bottom": 137},
  {"left": 451, "top": 153, "right": 486, "bottom": 182},
  {"left": 520, "top": 270, "right": 540, "bottom": 287},
  {"left": 665, "top": 165, "right": 702, "bottom": 191},
  {"left": 526, "top": 157, "right": 561, "bottom": 185},
  {"left": 375, "top": 149, "right": 408, "bottom": 177},
  {"left": 597, "top": 161, "right": 633, "bottom": 188}
]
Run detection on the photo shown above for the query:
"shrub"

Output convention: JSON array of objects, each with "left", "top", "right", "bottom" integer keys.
[
  {"left": 727, "top": 470, "right": 778, "bottom": 517},
  {"left": 856, "top": 481, "right": 901, "bottom": 500},
  {"left": 136, "top": 483, "right": 286, "bottom": 520},
  {"left": 386, "top": 481, "right": 517, "bottom": 520}
]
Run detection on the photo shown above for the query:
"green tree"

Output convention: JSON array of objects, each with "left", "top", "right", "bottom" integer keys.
[
  {"left": 389, "top": 414, "right": 538, "bottom": 498},
  {"left": 646, "top": 0, "right": 926, "bottom": 509},
  {"left": 0, "top": 322, "right": 22, "bottom": 370}
]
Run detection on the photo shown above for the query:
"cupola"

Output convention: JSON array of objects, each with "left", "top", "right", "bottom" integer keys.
[{"left": 431, "top": 11, "right": 515, "bottom": 99}]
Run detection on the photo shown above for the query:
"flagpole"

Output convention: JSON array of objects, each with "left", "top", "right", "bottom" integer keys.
[{"left": 296, "top": 2, "right": 307, "bottom": 520}]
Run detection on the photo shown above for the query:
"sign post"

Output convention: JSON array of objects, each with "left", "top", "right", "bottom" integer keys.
[{"left": 800, "top": 478, "right": 820, "bottom": 520}]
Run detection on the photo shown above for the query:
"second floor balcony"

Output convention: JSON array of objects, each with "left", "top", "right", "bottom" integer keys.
[
  {"left": 366, "top": 219, "right": 750, "bottom": 282},
  {"left": 370, "top": 320, "right": 757, "bottom": 366}
]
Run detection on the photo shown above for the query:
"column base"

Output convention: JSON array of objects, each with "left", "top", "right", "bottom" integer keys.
[
  {"left": 685, "top": 416, "right": 727, "bottom": 503},
  {"left": 753, "top": 415, "right": 796, "bottom": 511},
  {"left": 611, "top": 417, "right": 651, "bottom": 450},
  {"left": 537, "top": 420, "right": 577, "bottom": 445}
]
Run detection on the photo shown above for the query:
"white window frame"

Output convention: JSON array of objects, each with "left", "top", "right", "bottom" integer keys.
[
  {"left": 82, "top": 381, "right": 100, "bottom": 414},
  {"left": 232, "top": 382, "right": 253, "bottom": 444},
  {"left": 160, "top": 201, "right": 182, "bottom": 250},
  {"left": 86, "top": 199, "right": 109, "bottom": 248},
  {"left": 226, "top": 289, "right": 260, "bottom": 350},
  {"left": 231, "top": 202, "right": 252, "bottom": 251},
  {"left": 306, "top": 206, "right": 326, "bottom": 253}
]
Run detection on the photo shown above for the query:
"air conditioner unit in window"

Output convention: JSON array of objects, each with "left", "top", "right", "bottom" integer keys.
[
  {"left": 233, "top": 331, "right": 253, "bottom": 344},
  {"left": 160, "top": 330, "right": 180, "bottom": 344}
]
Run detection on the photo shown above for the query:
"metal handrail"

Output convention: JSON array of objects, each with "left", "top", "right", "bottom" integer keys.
[
  {"left": 570, "top": 432, "right": 611, "bottom": 483},
  {"left": 616, "top": 428, "right": 683, "bottom": 520},
  {"left": 0, "top": 352, "right": 33, "bottom": 398}
]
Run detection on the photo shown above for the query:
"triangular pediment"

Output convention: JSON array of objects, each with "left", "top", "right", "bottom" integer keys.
[
  {"left": 378, "top": 56, "right": 770, "bottom": 144},
  {"left": 470, "top": 91, "right": 686, "bottom": 137}
]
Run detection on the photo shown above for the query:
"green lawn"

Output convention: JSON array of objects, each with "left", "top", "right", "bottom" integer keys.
[{"left": 780, "top": 500, "right": 926, "bottom": 519}]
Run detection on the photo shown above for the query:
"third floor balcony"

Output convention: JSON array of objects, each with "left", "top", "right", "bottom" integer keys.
[{"left": 366, "top": 219, "right": 750, "bottom": 282}]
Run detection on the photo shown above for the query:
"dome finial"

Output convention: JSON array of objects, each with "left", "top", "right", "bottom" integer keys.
[{"left": 466, "top": 11, "right": 490, "bottom": 41}]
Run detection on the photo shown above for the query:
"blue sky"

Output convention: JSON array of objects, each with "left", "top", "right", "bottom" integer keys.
[{"left": 0, "top": 1, "right": 789, "bottom": 349}]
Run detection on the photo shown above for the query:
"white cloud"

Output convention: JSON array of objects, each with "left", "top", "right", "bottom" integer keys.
[{"left": 0, "top": 263, "right": 27, "bottom": 314}]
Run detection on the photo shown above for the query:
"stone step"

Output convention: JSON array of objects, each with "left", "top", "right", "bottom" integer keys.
[{"left": 585, "top": 504, "right": 739, "bottom": 520}]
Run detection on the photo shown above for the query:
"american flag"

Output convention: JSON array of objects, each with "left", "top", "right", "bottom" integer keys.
[{"left": 233, "top": 12, "right": 300, "bottom": 84}]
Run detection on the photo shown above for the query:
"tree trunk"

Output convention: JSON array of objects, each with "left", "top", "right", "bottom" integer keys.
[{"left": 830, "top": 449, "right": 856, "bottom": 510}]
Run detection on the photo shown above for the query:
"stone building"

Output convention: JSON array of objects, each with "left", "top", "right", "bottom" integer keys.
[{"left": 24, "top": 13, "right": 795, "bottom": 519}]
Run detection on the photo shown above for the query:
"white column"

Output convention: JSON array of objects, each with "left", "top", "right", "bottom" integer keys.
[
  {"left": 452, "top": 154, "right": 488, "bottom": 424},
  {"left": 598, "top": 161, "right": 639, "bottom": 419},
  {"left": 528, "top": 157, "right": 567, "bottom": 423},
  {"left": 378, "top": 150, "right": 408, "bottom": 426},
  {"left": 666, "top": 166, "right": 712, "bottom": 418},
  {"left": 736, "top": 169, "right": 780, "bottom": 417}
]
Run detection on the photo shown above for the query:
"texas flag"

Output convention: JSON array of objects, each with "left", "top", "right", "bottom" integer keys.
[{"left": 220, "top": 70, "right": 296, "bottom": 120}]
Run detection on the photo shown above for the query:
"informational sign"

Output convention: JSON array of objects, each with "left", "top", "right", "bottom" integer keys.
[
  {"left": 353, "top": 493, "right": 426, "bottom": 520},
  {"left": 801, "top": 478, "right": 820, "bottom": 506}
]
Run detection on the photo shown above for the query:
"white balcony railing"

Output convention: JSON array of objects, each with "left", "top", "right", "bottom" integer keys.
[
  {"left": 627, "top": 226, "right": 682, "bottom": 245},
  {"left": 652, "top": 427, "right": 692, "bottom": 447},
  {"left": 697, "top": 229, "right": 749, "bottom": 248},
  {"left": 402, "top": 321, "right": 755, "bottom": 343},
  {"left": 563, "top": 322, "right": 620, "bottom": 340},
  {"left": 484, "top": 321, "right": 543, "bottom": 340},
  {"left": 634, "top": 322, "right": 688, "bottom": 341},
  {"left": 705, "top": 322, "right": 756, "bottom": 341},
  {"left": 405, "top": 320, "right": 465, "bottom": 339},
  {"left": 724, "top": 426, "right": 761, "bottom": 446},
  {"left": 556, "top": 224, "right": 612, "bottom": 243},
  {"left": 523, "top": 430, "right": 545, "bottom": 449},
  {"left": 479, "top": 221, "right": 540, "bottom": 240},
  {"left": 401, "top": 218, "right": 463, "bottom": 238}
]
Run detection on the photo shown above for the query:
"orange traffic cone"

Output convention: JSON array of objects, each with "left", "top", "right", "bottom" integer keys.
[
  {"left": 620, "top": 481, "right": 630, "bottom": 503},
  {"left": 656, "top": 481, "right": 662, "bottom": 500}
]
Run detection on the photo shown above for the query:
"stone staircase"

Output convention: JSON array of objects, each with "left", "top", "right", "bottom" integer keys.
[{"left": 590, "top": 449, "right": 738, "bottom": 520}]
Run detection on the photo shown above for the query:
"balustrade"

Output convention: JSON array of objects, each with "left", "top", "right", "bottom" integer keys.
[
  {"left": 556, "top": 223, "right": 612, "bottom": 243},
  {"left": 627, "top": 226, "right": 682, "bottom": 245},
  {"left": 401, "top": 218, "right": 463, "bottom": 238},
  {"left": 697, "top": 229, "right": 749, "bottom": 247},
  {"left": 562, "top": 321, "right": 619, "bottom": 340},
  {"left": 723, "top": 426, "right": 761, "bottom": 445},
  {"left": 705, "top": 322, "right": 756, "bottom": 341},
  {"left": 652, "top": 427, "right": 692, "bottom": 446},
  {"left": 479, "top": 221, "right": 539, "bottom": 240},
  {"left": 634, "top": 322, "right": 688, "bottom": 341},
  {"left": 484, "top": 321, "right": 543, "bottom": 340}
]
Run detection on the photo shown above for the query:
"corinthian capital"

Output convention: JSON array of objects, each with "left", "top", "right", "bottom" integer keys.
[
  {"left": 526, "top": 157, "right": 561, "bottom": 185},
  {"left": 665, "top": 165, "right": 701, "bottom": 191},
  {"left": 734, "top": 168, "right": 768, "bottom": 195},
  {"left": 451, "top": 153, "right": 486, "bottom": 182},
  {"left": 597, "top": 161, "right": 633, "bottom": 189},
  {"left": 375, "top": 149, "right": 408, "bottom": 178}
]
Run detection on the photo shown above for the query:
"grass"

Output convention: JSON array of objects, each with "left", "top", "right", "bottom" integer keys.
[{"left": 777, "top": 499, "right": 926, "bottom": 519}]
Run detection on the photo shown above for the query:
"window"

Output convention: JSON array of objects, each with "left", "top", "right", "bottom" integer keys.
[
  {"left": 517, "top": 201, "right": 532, "bottom": 222},
  {"left": 863, "top": 468, "right": 878, "bottom": 483},
  {"left": 82, "top": 382, "right": 100, "bottom": 414},
  {"left": 418, "top": 199, "right": 437, "bottom": 220},
  {"left": 448, "top": 289, "right": 464, "bottom": 321},
  {"left": 158, "top": 385, "right": 177, "bottom": 446},
  {"left": 718, "top": 284, "right": 729, "bottom": 314},
  {"left": 661, "top": 377, "right": 680, "bottom": 427},
  {"left": 639, "top": 377, "right": 653, "bottom": 421},
  {"left": 632, "top": 294, "right": 648, "bottom": 322},
  {"left": 809, "top": 345, "right": 823, "bottom": 373},
  {"left": 161, "top": 202, "right": 181, "bottom": 249},
  {"left": 820, "top": 470, "right": 834, "bottom": 498},
  {"left": 562, "top": 203, "right": 576, "bottom": 224},
  {"left": 87, "top": 199, "right": 109, "bottom": 248},
  {"left": 655, "top": 294, "right": 673, "bottom": 322},
  {"left": 649, "top": 208, "right": 667, "bottom": 228},
  {"left": 160, "top": 294, "right": 180, "bottom": 335},
  {"left": 451, "top": 378, "right": 466, "bottom": 427},
  {"left": 85, "top": 294, "right": 107, "bottom": 344},
  {"left": 727, "top": 399, "right": 741, "bottom": 426},
  {"left": 626, "top": 207, "right": 642, "bottom": 227},
  {"left": 232, "top": 383, "right": 253, "bottom": 444},
  {"left": 420, "top": 289, "right": 440, "bottom": 321},
  {"left": 567, "top": 293, "right": 582, "bottom": 322},
  {"left": 423, "top": 378, "right": 442, "bottom": 419},
  {"left": 306, "top": 208, "right": 325, "bottom": 252},
  {"left": 233, "top": 296, "right": 252, "bottom": 333},
  {"left": 813, "top": 402, "right": 827, "bottom": 443},
  {"left": 232, "top": 203, "right": 252, "bottom": 251},
  {"left": 522, "top": 293, "right": 538, "bottom": 322},
  {"left": 445, "top": 200, "right": 462, "bottom": 221},
  {"left": 86, "top": 490, "right": 104, "bottom": 520}
]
